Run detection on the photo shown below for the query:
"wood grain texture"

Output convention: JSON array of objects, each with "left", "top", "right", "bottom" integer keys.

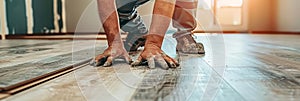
[
  {"left": 3, "top": 34, "right": 300, "bottom": 101},
  {"left": 195, "top": 34, "right": 300, "bottom": 101},
  {"left": 130, "top": 55, "right": 244, "bottom": 101},
  {"left": 0, "top": 40, "right": 107, "bottom": 91}
]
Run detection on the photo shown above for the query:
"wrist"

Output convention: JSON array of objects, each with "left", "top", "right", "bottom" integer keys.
[
  {"left": 109, "top": 40, "right": 124, "bottom": 47},
  {"left": 106, "top": 33, "right": 123, "bottom": 47},
  {"left": 145, "top": 34, "right": 164, "bottom": 49}
]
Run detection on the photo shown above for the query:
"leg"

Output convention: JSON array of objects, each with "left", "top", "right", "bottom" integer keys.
[
  {"left": 172, "top": 0, "right": 205, "bottom": 54},
  {"left": 116, "top": 0, "right": 149, "bottom": 51}
]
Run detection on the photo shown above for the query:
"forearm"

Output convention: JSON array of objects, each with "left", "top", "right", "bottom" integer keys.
[
  {"left": 97, "top": 0, "right": 122, "bottom": 46},
  {"left": 146, "top": 0, "right": 176, "bottom": 48}
]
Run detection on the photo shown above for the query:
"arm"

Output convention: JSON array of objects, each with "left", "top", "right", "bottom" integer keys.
[
  {"left": 97, "top": 0, "right": 122, "bottom": 46},
  {"left": 91, "top": 0, "right": 131, "bottom": 67},
  {"left": 147, "top": 0, "right": 176, "bottom": 48},
  {"left": 132, "top": 0, "right": 179, "bottom": 69}
]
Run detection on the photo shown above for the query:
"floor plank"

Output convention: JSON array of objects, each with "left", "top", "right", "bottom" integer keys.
[
  {"left": 197, "top": 34, "right": 300, "bottom": 100},
  {"left": 0, "top": 40, "right": 106, "bottom": 90},
  {"left": 2, "top": 34, "right": 300, "bottom": 101},
  {"left": 131, "top": 56, "right": 244, "bottom": 101}
]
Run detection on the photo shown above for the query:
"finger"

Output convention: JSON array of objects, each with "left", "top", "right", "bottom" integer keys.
[
  {"left": 162, "top": 54, "right": 179, "bottom": 67},
  {"left": 147, "top": 56, "right": 155, "bottom": 69},
  {"left": 155, "top": 56, "right": 169, "bottom": 70},
  {"left": 123, "top": 53, "right": 133, "bottom": 64},
  {"left": 172, "top": 57, "right": 180, "bottom": 66},
  {"left": 103, "top": 56, "right": 113, "bottom": 67},
  {"left": 89, "top": 59, "right": 99, "bottom": 67},
  {"left": 131, "top": 56, "right": 142, "bottom": 67},
  {"left": 163, "top": 57, "right": 177, "bottom": 68},
  {"left": 90, "top": 55, "right": 108, "bottom": 67},
  {"left": 95, "top": 54, "right": 107, "bottom": 61}
]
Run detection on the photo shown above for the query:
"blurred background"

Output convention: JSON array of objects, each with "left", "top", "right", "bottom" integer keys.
[{"left": 1, "top": 0, "right": 300, "bottom": 39}]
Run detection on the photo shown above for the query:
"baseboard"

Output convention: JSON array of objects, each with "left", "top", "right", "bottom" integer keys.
[
  {"left": 193, "top": 31, "right": 247, "bottom": 33},
  {"left": 2, "top": 31, "right": 300, "bottom": 40},
  {"left": 250, "top": 31, "right": 300, "bottom": 34}
]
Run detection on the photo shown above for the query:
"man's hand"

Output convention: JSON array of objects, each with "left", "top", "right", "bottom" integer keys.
[
  {"left": 130, "top": 0, "right": 178, "bottom": 69},
  {"left": 131, "top": 35, "right": 179, "bottom": 69},
  {"left": 131, "top": 44, "right": 179, "bottom": 69},
  {"left": 90, "top": 44, "right": 132, "bottom": 67},
  {"left": 94, "top": 0, "right": 132, "bottom": 67}
]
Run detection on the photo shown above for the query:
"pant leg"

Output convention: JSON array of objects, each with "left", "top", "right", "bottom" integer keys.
[
  {"left": 115, "top": 0, "right": 149, "bottom": 51},
  {"left": 116, "top": 0, "right": 149, "bottom": 32},
  {"left": 172, "top": 0, "right": 198, "bottom": 38}
]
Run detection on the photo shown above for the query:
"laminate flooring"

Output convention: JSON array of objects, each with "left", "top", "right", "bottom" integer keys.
[
  {"left": 2, "top": 34, "right": 300, "bottom": 101},
  {"left": 0, "top": 39, "right": 106, "bottom": 91}
]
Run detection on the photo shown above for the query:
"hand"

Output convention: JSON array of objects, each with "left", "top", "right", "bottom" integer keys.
[
  {"left": 131, "top": 43, "right": 179, "bottom": 69},
  {"left": 90, "top": 44, "right": 132, "bottom": 67}
]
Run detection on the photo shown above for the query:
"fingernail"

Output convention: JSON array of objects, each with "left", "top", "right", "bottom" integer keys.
[
  {"left": 161, "top": 66, "right": 169, "bottom": 70},
  {"left": 89, "top": 60, "right": 101, "bottom": 67},
  {"left": 160, "top": 62, "right": 169, "bottom": 70},
  {"left": 170, "top": 63, "right": 177, "bottom": 68},
  {"left": 148, "top": 63, "right": 155, "bottom": 69},
  {"left": 89, "top": 60, "right": 95, "bottom": 66},
  {"left": 103, "top": 62, "right": 112, "bottom": 67}
]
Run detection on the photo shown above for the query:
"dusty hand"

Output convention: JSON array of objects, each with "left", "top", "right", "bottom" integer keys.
[
  {"left": 131, "top": 43, "right": 179, "bottom": 69},
  {"left": 90, "top": 45, "right": 132, "bottom": 67}
]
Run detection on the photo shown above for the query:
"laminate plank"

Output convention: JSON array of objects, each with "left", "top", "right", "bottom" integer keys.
[
  {"left": 3, "top": 61, "right": 148, "bottom": 101},
  {"left": 0, "top": 40, "right": 65, "bottom": 48},
  {"left": 206, "top": 34, "right": 300, "bottom": 100},
  {"left": 0, "top": 40, "right": 93, "bottom": 69},
  {"left": 0, "top": 94, "right": 9, "bottom": 100},
  {"left": 0, "top": 47, "right": 102, "bottom": 90},
  {"left": 130, "top": 56, "right": 244, "bottom": 101},
  {"left": 3, "top": 68, "right": 86, "bottom": 101},
  {"left": 0, "top": 40, "right": 107, "bottom": 90}
]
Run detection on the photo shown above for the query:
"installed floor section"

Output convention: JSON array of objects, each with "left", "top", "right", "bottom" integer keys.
[{"left": 2, "top": 34, "right": 300, "bottom": 101}]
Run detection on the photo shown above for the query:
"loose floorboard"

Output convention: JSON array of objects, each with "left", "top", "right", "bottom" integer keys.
[
  {"left": 0, "top": 40, "right": 107, "bottom": 91},
  {"left": 2, "top": 34, "right": 300, "bottom": 101}
]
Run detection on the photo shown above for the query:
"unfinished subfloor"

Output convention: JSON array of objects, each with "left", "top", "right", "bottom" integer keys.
[{"left": 1, "top": 34, "right": 300, "bottom": 101}]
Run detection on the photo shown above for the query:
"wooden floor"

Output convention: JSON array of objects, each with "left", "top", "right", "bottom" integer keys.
[{"left": 1, "top": 34, "right": 300, "bottom": 101}]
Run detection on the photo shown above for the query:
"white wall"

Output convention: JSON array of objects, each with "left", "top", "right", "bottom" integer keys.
[
  {"left": 0, "top": 15, "right": 2, "bottom": 35},
  {"left": 61, "top": 0, "right": 300, "bottom": 33},
  {"left": 248, "top": 0, "right": 275, "bottom": 32},
  {"left": 0, "top": 0, "right": 7, "bottom": 37},
  {"left": 247, "top": 0, "right": 300, "bottom": 32},
  {"left": 276, "top": 0, "right": 300, "bottom": 32},
  {"left": 65, "top": 0, "right": 154, "bottom": 33},
  {"left": 65, "top": 0, "right": 95, "bottom": 33}
]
